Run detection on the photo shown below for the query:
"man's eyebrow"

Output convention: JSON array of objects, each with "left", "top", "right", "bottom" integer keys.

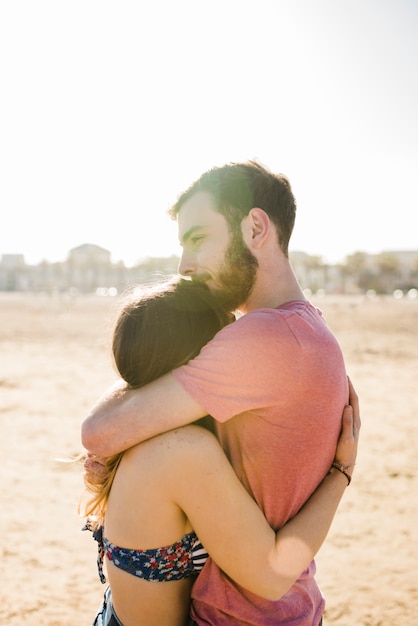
[{"left": 180, "top": 225, "right": 204, "bottom": 245}]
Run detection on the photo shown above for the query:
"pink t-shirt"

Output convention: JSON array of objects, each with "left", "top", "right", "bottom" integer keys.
[{"left": 173, "top": 300, "right": 348, "bottom": 626}]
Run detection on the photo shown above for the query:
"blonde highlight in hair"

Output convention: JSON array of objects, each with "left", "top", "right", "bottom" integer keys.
[{"left": 82, "top": 453, "right": 123, "bottom": 527}]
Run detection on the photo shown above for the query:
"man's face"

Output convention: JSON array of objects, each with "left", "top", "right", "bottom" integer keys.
[{"left": 177, "top": 191, "right": 258, "bottom": 311}]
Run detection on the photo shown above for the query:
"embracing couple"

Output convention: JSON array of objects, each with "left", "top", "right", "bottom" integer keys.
[{"left": 81, "top": 160, "right": 360, "bottom": 626}]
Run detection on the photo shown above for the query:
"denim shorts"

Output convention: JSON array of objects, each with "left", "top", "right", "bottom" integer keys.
[
  {"left": 188, "top": 618, "right": 323, "bottom": 625},
  {"left": 98, "top": 593, "right": 323, "bottom": 626},
  {"left": 92, "top": 587, "right": 123, "bottom": 626}
]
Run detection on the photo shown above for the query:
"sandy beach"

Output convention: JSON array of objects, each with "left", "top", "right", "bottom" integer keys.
[{"left": 1, "top": 291, "right": 417, "bottom": 625}]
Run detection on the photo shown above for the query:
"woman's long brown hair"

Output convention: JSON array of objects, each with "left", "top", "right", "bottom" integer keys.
[{"left": 83, "top": 278, "right": 232, "bottom": 525}]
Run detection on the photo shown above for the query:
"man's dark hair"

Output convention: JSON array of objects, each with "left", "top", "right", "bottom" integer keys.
[{"left": 169, "top": 160, "right": 297, "bottom": 256}]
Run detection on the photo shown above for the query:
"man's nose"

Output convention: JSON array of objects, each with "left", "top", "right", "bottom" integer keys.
[{"left": 178, "top": 250, "right": 196, "bottom": 277}]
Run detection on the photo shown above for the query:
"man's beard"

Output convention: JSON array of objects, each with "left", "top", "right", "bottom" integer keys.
[{"left": 204, "top": 231, "right": 258, "bottom": 313}]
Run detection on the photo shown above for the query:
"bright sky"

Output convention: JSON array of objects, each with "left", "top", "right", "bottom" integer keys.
[{"left": 1, "top": 0, "right": 417, "bottom": 266}]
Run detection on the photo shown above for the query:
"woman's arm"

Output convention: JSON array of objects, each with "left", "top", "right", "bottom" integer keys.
[{"left": 170, "top": 384, "right": 360, "bottom": 600}]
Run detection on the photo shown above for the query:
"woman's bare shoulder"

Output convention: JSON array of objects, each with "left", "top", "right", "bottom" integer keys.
[{"left": 124, "top": 424, "right": 220, "bottom": 463}]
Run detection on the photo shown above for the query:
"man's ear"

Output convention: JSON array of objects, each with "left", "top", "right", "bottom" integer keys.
[{"left": 246, "top": 208, "right": 270, "bottom": 248}]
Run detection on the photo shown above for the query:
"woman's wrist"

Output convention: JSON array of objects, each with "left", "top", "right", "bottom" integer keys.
[{"left": 328, "top": 461, "right": 352, "bottom": 486}]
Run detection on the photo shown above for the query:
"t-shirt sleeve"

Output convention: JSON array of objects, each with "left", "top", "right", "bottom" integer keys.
[{"left": 172, "top": 309, "right": 304, "bottom": 422}]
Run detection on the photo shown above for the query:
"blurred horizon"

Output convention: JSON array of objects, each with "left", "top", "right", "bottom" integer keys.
[{"left": 2, "top": 241, "right": 417, "bottom": 269}]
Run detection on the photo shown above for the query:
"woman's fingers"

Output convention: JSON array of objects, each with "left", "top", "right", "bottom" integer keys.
[
  {"left": 84, "top": 454, "right": 107, "bottom": 481},
  {"left": 348, "top": 376, "right": 361, "bottom": 436}
]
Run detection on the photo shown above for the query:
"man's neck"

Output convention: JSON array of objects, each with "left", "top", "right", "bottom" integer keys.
[{"left": 238, "top": 262, "right": 306, "bottom": 314}]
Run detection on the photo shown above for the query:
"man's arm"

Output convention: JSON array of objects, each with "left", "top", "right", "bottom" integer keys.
[{"left": 81, "top": 373, "right": 207, "bottom": 457}]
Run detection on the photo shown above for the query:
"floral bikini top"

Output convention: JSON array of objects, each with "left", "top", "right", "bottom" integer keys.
[{"left": 83, "top": 521, "right": 208, "bottom": 584}]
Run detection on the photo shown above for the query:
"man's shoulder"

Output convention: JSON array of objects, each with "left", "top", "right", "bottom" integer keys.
[{"left": 227, "top": 301, "right": 321, "bottom": 335}]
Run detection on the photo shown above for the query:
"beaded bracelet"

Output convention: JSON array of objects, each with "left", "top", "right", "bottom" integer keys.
[{"left": 330, "top": 461, "right": 352, "bottom": 486}]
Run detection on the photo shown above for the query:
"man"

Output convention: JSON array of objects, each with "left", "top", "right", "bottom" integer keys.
[{"left": 83, "top": 161, "right": 349, "bottom": 625}]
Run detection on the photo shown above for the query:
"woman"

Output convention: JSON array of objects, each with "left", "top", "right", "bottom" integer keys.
[{"left": 83, "top": 277, "right": 359, "bottom": 626}]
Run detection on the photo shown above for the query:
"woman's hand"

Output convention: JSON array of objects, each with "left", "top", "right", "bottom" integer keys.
[
  {"left": 333, "top": 377, "right": 361, "bottom": 476},
  {"left": 84, "top": 452, "right": 108, "bottom": 482}
]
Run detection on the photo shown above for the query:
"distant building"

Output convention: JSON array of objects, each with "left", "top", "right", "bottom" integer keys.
[
  {"left": 1, "top": 254, "right": 25, "bottom": 268},
  {"left": 381, "top": 250, "right": 418, "bottom": 289},
  {"left": 68, "top": 243, "right": 112, "bottom": 266},
  {"left": 66, "top": 244, "right": 113, "bottom": 293},
  {"left": 0, "top": 254, "right": 28, "bottom": 290}
]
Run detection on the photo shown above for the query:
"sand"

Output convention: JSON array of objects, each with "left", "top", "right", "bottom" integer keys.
[{"left": 1, "top": 292, "right": 417, "bottom": 625}]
